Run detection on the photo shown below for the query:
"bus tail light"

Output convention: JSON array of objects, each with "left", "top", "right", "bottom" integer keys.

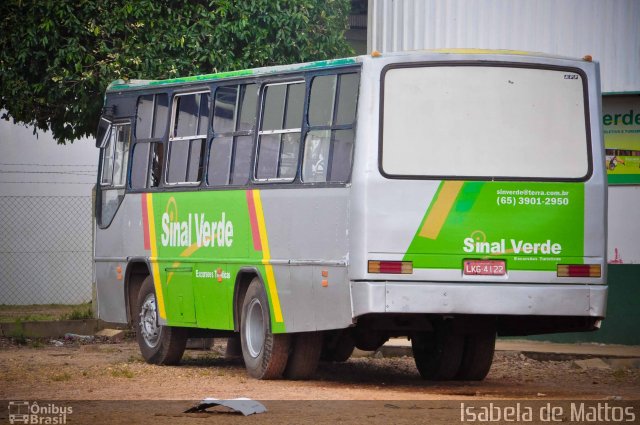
[
  {"left": 557, "top": 264, "right": 601, "bottom": 278},
  {"left": 368, "top": 260, "right": 413, "bottom": 274}
]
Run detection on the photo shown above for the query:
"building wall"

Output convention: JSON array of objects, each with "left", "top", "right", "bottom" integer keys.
[{"left": 368, "top": 0, "right": 640, "bottom": 93}]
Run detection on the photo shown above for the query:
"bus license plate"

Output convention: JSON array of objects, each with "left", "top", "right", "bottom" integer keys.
[{"left": 463, "top": 260, "right": 506, "bottom": 276}]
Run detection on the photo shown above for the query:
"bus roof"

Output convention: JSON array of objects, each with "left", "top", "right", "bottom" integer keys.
[
  {"left": 379, "top": 48, "right": 592, "bottom": 62},
  {"left": 106, "top": 57, "right": 358, "bottom": 92},
  {"left": 106, "top": 49, "right": 591, "bottom": 93}
]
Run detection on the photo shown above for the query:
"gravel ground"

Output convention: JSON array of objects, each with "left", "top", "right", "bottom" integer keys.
[{"left": 1, "top": 337, "right": 638, "bottom": 424}]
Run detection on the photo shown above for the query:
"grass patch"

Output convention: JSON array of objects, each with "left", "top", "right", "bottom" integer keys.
[
  {"left": 99, "top": 346, "right": 121, "bottom": 354},
  {"left": 110, "top": 367, "right": 135, "bottom": 379},
  {"left": 126, "top": 354, "right": 144, "bottom": 363},
  {"left": 0, "top": 303, "right": 64, "bottom": 311},
  {"left": 612, "top": 369, "right": 627, "bottom": 380},
  {"left": 8, "top": 313, "right": 59, "bottom": 322},
  {"left": 51, "top": 372, "right": 72, "bottom": 382},
  {"left": 180, "top": 351, "right": 225, "bottom": 366},
  {"left": 62, "top": 303, "right": 94, "bottom": 320},
  {"left": 0, "top": 303, "right": 93, "bottom": 323},
  {"left": 29, "top": 339, "right": 44, "bottom": 349},
  {"left": 9, "top": 320, "right": 27, "bottom": 345}
]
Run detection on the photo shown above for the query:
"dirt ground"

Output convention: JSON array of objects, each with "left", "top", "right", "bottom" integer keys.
[{"left": 1, "top": 337, "right": 639, "bottom": 424}]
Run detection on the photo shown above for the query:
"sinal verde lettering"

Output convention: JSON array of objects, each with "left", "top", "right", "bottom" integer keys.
[
  {"left": 463, "top": 238, "right": 561, "bottom": 255},
  {"left": 161, "top": 212, "right": 234, "bottom": 248}
]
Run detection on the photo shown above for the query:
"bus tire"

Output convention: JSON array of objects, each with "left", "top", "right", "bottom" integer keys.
[
  {"left": 455, "top": 331, "right": 496, "bottom": 381},
  {"left": 411, "top": 323, "right": 464, "bottom": 381},
  {"left": 321, "top": 331, "right": 356, "bottom": 363},
  {"left": 284, "top": 332, "right": 323, "bottom": 380},
  {"left": 135, "top": 276, "right": 187, "bottom": 365},
  {"left": 240, "top": 278, "right": 290, "bottom": 379}
]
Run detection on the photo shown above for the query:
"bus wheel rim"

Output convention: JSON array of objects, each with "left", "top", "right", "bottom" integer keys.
[
  {"left": 140, "top": 293, "right": 161, "bottom": 348},
  {"left": 246, "top": 298, "right": 265, "bottom": 358}
]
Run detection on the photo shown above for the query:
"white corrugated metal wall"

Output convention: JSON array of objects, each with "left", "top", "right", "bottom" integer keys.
[{"left": 368, "top": 0, "right": 640, "bottom": 93}]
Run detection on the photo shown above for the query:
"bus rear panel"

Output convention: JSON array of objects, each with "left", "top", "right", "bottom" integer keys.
[{"left": 350, "top": 52, "right": 606, "bottom": 339}]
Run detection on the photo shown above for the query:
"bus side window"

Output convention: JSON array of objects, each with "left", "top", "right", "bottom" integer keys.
[
  {"left": 256, "top": 81, "right": 305, "bottom": 181},
  {"left": 100, "top": 123, "right": 115, "bottom": 185},
  {"left": 98, "top": 122, "right": 130, "bottom": 226},
  {"left": 149, "top": 142, "right": 165, "bottom": 187},
  {"left": 133, "top": 93, "right": 168, "bottom": 189},
  {"left": 136, "top": 94, "right": 168, "bottom": 139},
  {"left": 335, "top": 73, "right": 359, "bottom": 125},
  {"left": 130, "top": 143, "right": 150, "bottom": 189},
  {"left": 167, "top": 92, "right": 209, "bottom": 185},
  {"left": 303, "top": 73, "right": 359, "bottom": 183},
  {"left": 208, "top": 83, "right": 258, "bottom": 186},
  {"left": 100, "top": 123, "right": 130, "bottom": 187},
  {"left": 130, "top": 142, "right": 163, "bottom": 189}
]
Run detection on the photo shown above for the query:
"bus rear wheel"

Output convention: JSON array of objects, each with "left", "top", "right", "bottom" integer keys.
[
  {"left": 321, "top": 330, "right": 356, "bottom": 362},
  {"left": 240, "top": 277, "right": 290, "bottom": 379},
  {"left": 284, "top": 331, "right": 323, "bottom": 379},
  {"left": 411, "top": 322, "right": 464, "bottom": 381},
  {"left": 135, "top": 276, "right": 188, "bottom": 365},
  {"left": 455, "top": 330, "right": 496, "bottom": 381}
]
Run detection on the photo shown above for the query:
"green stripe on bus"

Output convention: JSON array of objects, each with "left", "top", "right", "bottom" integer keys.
[{"left": 107, "top": 57, "right": 358, "bottom": 91}]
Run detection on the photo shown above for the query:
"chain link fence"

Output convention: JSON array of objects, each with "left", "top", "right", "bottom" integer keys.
[{"left": 0, "top": 196, "right": 93, "bottom": 305}]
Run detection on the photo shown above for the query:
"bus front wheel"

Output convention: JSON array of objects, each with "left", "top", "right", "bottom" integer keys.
[
  {"left": 240, "top": 278, "right": 290, "bottom": 379},
  {"left": 135, "top": 276, "right": 188, "bottom": 365}
]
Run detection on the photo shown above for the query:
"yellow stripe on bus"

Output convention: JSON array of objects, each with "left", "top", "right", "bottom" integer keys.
[
  {"left": 146, "top": 193, "right": 167, "bottom": 319},
  {"left": 419, "top": 181, "right": 464, "bottom": 240},
  {"left": 252, "top": 190, "right": 284, "bottom": 323}
]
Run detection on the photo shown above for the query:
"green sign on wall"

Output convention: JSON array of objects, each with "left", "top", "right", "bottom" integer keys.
[{"left": 603, "top": 95, "right": 640, "bottom": 185}]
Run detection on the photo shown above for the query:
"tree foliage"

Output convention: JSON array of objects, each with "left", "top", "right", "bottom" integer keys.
[{"left": 0, "top": 0, "right": 353, "bottom": 144}]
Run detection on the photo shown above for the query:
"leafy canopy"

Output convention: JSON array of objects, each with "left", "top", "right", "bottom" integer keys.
[{"left": 0, "top": 0, "right": 353, "bottom": 144}]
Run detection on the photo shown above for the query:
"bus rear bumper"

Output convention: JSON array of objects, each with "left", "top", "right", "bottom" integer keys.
[{"left": 350, "top": 281, "right": 607, "bottom": 318}]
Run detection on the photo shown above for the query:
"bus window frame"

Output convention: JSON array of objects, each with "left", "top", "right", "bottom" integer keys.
[
  {"left": 378, "top": 61, "right": 593, "bottom": 183},
  {"left": 254, "top": 79, "right": 306, "bottom": 184},
  {"left": 96, "top": 119, "right": 131, "bottom": 228},
  {"left": 96, "top": 117, "right": 112, "bottom": 149},
  {"left": 99, "top": 123, "right": 115, "bottom": 186},
  {"left": 99, "top": 120, "right": 131, "bottom": 189},
  {"left": 301, "top": 72, "right": 360, "bottom": 184},
  {"left": 130, "top": 91, "right": 171, "bottom": 191},
  {"left": 121, "top": 64, "right": 361, "bottom": 194},
  {"left": 207, "top": 82, "right": 259, "bottom": 188},
  {"left": 165, "top": 89, "right": 211, "bottom": 187}
]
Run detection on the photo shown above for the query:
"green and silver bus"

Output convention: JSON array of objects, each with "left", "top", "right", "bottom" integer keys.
[{"left": 94, "top": 50, "right": 607, "bottom": 381}]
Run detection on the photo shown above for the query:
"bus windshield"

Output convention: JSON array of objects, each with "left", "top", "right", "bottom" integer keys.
[{"left": 381, "top": 65, "right": 590, "bottom": 179}]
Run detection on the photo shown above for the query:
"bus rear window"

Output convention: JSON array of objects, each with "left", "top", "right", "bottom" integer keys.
[{"left": 381, "top": 65, "right": 590, "bottom": 180}]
